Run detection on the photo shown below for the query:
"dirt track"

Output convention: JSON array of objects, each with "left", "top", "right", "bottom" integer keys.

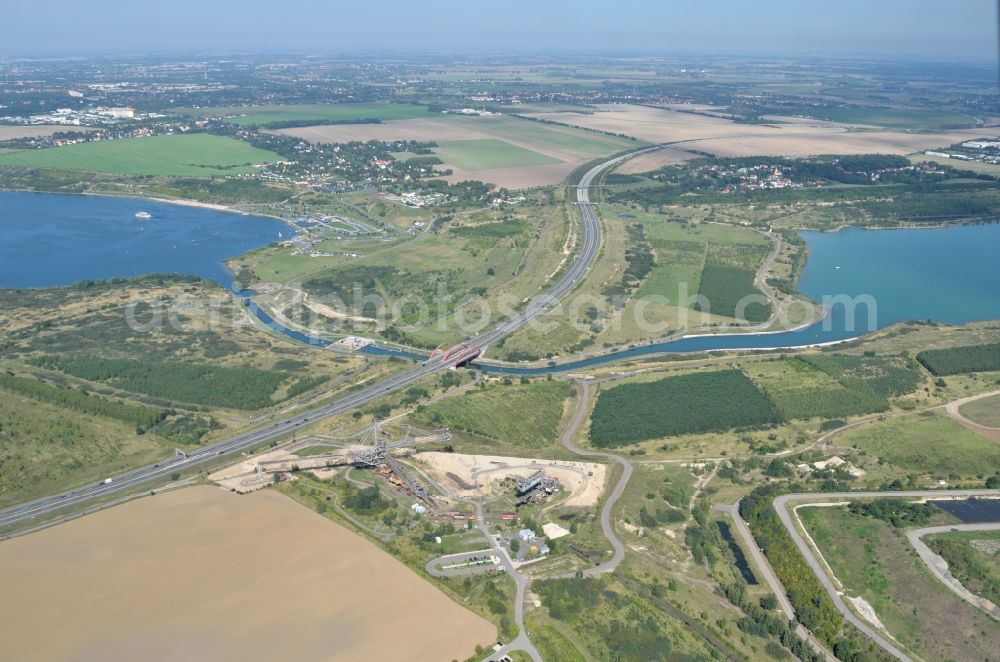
[{"left": 946, "top": 389, "right": 1000, "bottom": 443}]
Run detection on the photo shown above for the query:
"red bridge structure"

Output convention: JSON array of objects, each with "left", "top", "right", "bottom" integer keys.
[{"left": 431, "top": 342, "right": 486, "bottom": 367}]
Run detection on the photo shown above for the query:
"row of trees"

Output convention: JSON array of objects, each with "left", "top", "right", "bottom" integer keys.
[
  {"left": 847, "top": 499, "right": 938, "bottom": 528},
  {"left": 739, "top": 485, "right": 893, "bottom": 661},
  {"left": 0, "top": 371, "right": 166, "bottom": 429}
]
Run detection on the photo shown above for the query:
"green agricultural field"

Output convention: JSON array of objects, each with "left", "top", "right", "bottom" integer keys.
[
  {"left": 959, "top": 394, "right": 1000, "bottom": 428},
  {"left": 589, "top": 369, "right": 781, "bottom": 446},
  {"left": 837, "top": 410, "right": 1000, "bottom": 477},
  {"left": 629, "top": 214, "right": 770, "bottom": 319},
  {"left": 185, "top": 103, "right": 432, "bottom": 125},
  {"left": 743, "top": 358, "right": 887, "bottom": 421},
  {"left": 694, "top": 262, "right": 771, "bottom": 322},
  {"left": 414, "top": 380, "right": 572, "bottom": 448},
  {"left": 0, "top": 134, "right": 281, "bottom": 177},
  {"left": 800, "top": 505, "right": 1000, "bottom": 662},
  {"left": 433, "top": 139, "right": 560, "bottom": 170},
  {"left": 801, "top": 353, "right": 923, "bottom": 397},
  {"left": 773, "top": 106, "right": 976, "bottom": 130},
  {"left": 466, "top": 115, "right": 639, "bottom": 160}
]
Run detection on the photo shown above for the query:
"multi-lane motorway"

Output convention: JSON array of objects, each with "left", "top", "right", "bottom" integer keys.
[{"left": 0, "top": 148, "right": 648, "bottom": 531}]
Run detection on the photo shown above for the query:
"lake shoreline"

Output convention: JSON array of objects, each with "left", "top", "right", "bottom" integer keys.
[{"left": 0, "top": 185, "right": 296, "bottom": 227}]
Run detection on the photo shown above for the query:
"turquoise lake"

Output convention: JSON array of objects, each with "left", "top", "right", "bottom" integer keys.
[{"left": 1, "top": 190, "right": 998, "bottom": 372}]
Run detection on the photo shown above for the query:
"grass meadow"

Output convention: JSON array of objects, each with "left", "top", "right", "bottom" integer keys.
[
  {"left": 799, "top": 505, "right": 999, "bottom": 661},
  {"left": 837, "top": 409, "right": 1000, "bottom": 478},
  {"left": 187, "top": 102, "right": 432, "bottom": 125},
  {"left": 0, "top": 134, "right": 281, "bottom": 177},
  {"left": 415, "top": 380, "right": 573, "bottom": 448}
]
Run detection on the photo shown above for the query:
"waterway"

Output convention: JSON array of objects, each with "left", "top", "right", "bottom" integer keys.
[
  {"left": 249, "top": 223, "right": 1000, "bottom": 373},
  {"left": 2, "top": 191, "right": 998, "bottom": 374},
  {"left": 0, "top": 191, "right": 285, "bottom": 288}
]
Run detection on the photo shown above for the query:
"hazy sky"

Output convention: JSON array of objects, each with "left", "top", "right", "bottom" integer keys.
[{"left": 1, "top": 0, "right": 997, "bottom": 59}]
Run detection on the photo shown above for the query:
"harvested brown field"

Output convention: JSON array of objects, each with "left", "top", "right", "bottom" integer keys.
[
  {"left": 0, "top": 486, "right": 495, "bottom": 662},
  {"left": 524, "top": 104, "right": 752, "bottom": 143},
  {"left": 446, "top": 161, "right": 581, "bottom": 189},
  {"left": 614, "top": 146, "right": 695, "bottom": 174},
  {"left": 273, "top": 117, "right": 482, "bottom": 144},
  {"left": 681, "top": 129, "right": 996, "bottom": 157},
  {"left": 526, "top": 104, "right": 994, "bottom": 158},
  {"left": 0, "top": 125, "right": 89, "bottom": 140}
]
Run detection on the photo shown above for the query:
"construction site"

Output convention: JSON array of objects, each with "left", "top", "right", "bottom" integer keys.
[
  {"left": 209, "top": 420, "right": 450, "bottom": 508},
  {"left": 413, "top": 452, "right": 606, "bottom": 508},
  {"left": 515, "top": 470, "right": 561, "bottom": 507}
]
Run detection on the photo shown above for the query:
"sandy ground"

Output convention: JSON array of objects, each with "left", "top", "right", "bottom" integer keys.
[
  {"left": 415, "top": 451, "right": 605, "bottom": 507},
  {"left": 524, "top": 104, "right": 994, "bottom": 157},
  {"left": 0, "top": 486, "right": 495, "bottom": 662},
  {"left": 847, "top": 595, "right": 887, "bottom": 630},
  {"left": 542, "top": 522, "right": 571, "bottom": 540},
  {"left": 0, "top": 125, "right": 90, "bottom": 140},
  {"left": 209, "top": 445, "right": 365, "bottom": 490}
]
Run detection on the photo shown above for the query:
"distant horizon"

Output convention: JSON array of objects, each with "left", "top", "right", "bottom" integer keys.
[
  {"left": 1, "top": 48, "right": 997, "bottom": 66},
  {"left": 1, "top": 0, "right": 996, "bottom": 60}
]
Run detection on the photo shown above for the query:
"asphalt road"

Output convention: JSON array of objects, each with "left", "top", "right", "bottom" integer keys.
[
  {"left": 473, "top": 500, "right": 543, "bottom": 662},
  {"left": 713, "top": 502, "right": 836, "bottom": 662},
  {"left": 554, "top": 379, "right": 632, "bottom": 578},
  {"left": 0, "top": 149, "right": 649, "bottom": 531},
  {"left": 772, "top": 489, "right": 1000, "bottom": 662},
  {"left": 906, "top": 521, "right": 1000, "bottom": 619}
]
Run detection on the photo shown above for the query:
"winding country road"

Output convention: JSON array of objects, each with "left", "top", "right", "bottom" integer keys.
[
  {"left": 0, "top": 147, "right": 656, "bottom": 532},
  {"left": 554, "top": 379, "right": 632, "bottom": 577},
  {"left": 773, "top": 490, "right": 1000, "bottom": 662}
]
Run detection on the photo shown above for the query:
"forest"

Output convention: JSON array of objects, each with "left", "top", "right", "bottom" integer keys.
[
  {"left": 916, "top": 341, "right": 1000, "bottom": 375},
  {"left": 589, "top": 369, "right": 781, "bottom": 446},
  {"left": 30, "top": 354, "right": 325, "bottom": 411}
]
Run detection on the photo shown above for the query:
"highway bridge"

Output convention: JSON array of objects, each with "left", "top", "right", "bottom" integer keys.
[{"left": 0, "top": 147, "right": 651, "bottom": 531}]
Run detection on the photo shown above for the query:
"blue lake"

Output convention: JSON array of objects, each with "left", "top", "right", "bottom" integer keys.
[
  {"left": 0, "top": 191, "right": 285, "bottom": 288},
  {"left": 1, "top": 190, "right": 998, "bottom": 373}
]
